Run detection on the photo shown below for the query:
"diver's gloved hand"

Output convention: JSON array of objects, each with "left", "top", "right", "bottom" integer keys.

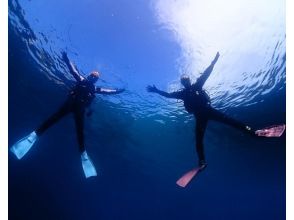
[
  {"left": 146, "top": 85, "right": 158, "bottom": 93},
  {"left": 116, "top": 88, "right": 125, "bottom": 94},
  {"left": 61, "top": 51, "right": 69, "bottom": 63},
  {"left": 213, "top": 52, "right": 220, "bottom": 64}
]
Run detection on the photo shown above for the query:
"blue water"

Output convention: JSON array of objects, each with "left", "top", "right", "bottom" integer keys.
[{"left": 9, "top": 0, "right": 286, "bottom": 219}]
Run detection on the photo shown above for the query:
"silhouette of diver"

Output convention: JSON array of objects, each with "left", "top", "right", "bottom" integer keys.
[
  {"left": 10, "top": 52, "right": 125, "bottom": 178},
  {"left": 147, "top": 52, "right": 285, "bottom": 169}
]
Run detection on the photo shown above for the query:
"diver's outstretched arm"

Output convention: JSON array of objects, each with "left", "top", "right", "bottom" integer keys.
[
  {"left": 193, "top": 52, "right": 220, "bottom": 89},
  {"left": 146, "top": 85, "right": 183, "bottom": 99},
  {"left": 61, "top": 52, "right": 84, "bottom": 82},
  {"left": 96, "top": 87, "right": 125, "bottom": 95}
]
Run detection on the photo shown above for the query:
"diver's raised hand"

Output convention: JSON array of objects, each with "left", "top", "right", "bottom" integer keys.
[
  {"left": 146, "top": 85, "right": 158, "bottom": 93},
  {"left": 213, "top": 52, "right": 220, "bottom": 64},
  {"left": 116, "top": 88, "right": 125, "bottom": 94},
  {"left": 61, "top": 51, "right": 69, "bottom": 63}
]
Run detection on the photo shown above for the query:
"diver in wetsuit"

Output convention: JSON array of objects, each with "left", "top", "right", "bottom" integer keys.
[
  {"left": 147, "top": 52, "right": 256, "bottom": 168},
  {"left": 10, "top": 52, "right": 125, "bottom": 178}
]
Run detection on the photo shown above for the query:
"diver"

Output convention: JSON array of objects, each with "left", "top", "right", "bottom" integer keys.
[
  {"left": 147, "top": 52, "right": 285, "bottom": 171},
  {"left": 10, "top": 52, "right": 125, "bottom": 178}
]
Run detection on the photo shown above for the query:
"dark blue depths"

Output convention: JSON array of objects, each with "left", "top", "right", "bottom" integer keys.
[{"left": 9, "top": 0, "right": 285, "bottom": 219}]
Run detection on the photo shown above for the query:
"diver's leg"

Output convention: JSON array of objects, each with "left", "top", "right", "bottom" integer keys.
[
  {"left": 35, "top": 101, "right": 71, "bottom": 136},
  {"left": 207, "top": 108, "right": 285, "bottom": 138},
  {"left": 73, "top": 107, "right": 85, "bottom": 153},
  {"left": 176, "top": 118, "right": 208, "bottom": 187},
  {"left": 195, "top": 116, "right": 208, "bottom": 165},
  {"left": 74, "top": 107, "right": 97, "bottom": 178},
  {"left": 11, "top": 100, "right": 72, "bottom": 159},
  {"left": 209, "top": 108, "right": 255, "bottom": 135}
]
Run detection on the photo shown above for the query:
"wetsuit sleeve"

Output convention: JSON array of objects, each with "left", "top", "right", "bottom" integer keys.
[
  {"left": 193, "top": 52, "right": 220, "bottom": 89},
  {"left": 156, "top": 89, "right": 184, "bottom": 99},
  {"left": 62, "top": 52, "right": 84, "bottom": 82},
  {"left": 95, "top": 87, "right": 125, "bottom": 95}
]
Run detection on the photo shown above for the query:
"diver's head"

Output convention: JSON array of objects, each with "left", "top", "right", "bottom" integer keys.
[
  {"left": 180, "top": 74, "right": 191, "bottom": 88},
  {"left": 87, "top": 71, "right": 100, "bottom": 83}
]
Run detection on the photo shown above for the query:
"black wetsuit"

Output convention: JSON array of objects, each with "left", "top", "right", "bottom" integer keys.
[
  {"left": 171, "top": 87, "right": 254, "bottom": 161},
  {"left": 35, "top": 54, "right": 122, "bottom": 152},
  {"left": 35, "top": 80, "right": 98, "bottom": 152},
  {"left": 154, "top": 57, "right": 255, "bottom": 162}
]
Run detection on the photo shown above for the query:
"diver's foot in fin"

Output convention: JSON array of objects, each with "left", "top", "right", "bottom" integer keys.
[
  {"left": 255, "top": 124, "right": 285, "bottom": 137},
  {"left": 176, "top": 163, "right": 207, "bottom": 188},
  {"left": 198, "top": 160, "right": 208, "bottom": 170},
  {"left": 81, "top": 151, "right": 97, "bottom": 178},
  {"left": 10, "top": 131, "right": 38, "bottom": 159}
]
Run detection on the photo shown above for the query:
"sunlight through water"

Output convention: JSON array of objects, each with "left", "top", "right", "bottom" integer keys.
[{"left": 154, "top": 0, "right": 285, "bottom": 109}]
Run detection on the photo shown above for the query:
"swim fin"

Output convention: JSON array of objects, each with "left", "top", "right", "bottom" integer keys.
[
  {"left": 176, "top": 165, "right": 206, "bottom": 188},
  {"left": 81, "top": 151, "right": 97, "bottom": 178},
  {"left": 255, "top": 124, "right": 285, "bottom": 137},
  {"left": 10, "top": 131, "right": 38, "bottom": 159}
]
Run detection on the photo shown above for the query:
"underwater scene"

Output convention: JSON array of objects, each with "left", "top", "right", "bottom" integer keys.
[{"left": 9, "top": 0, "right": 285, "bottom": 219}]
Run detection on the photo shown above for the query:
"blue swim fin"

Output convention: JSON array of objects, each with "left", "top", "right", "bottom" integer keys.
[
  {"left": 10, "top": 131, "right": 38, "bottom": 159},
  {"left": 81, "top": 151, "right": 97, "bottom": 178}
]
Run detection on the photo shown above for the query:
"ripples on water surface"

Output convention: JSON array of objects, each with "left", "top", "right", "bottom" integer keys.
[
  {"left": 9, "top": 0, "right": 285, "bottom": 121},
  {"left": 9, "top": 0, "right": 286, "bottom": 219}
]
